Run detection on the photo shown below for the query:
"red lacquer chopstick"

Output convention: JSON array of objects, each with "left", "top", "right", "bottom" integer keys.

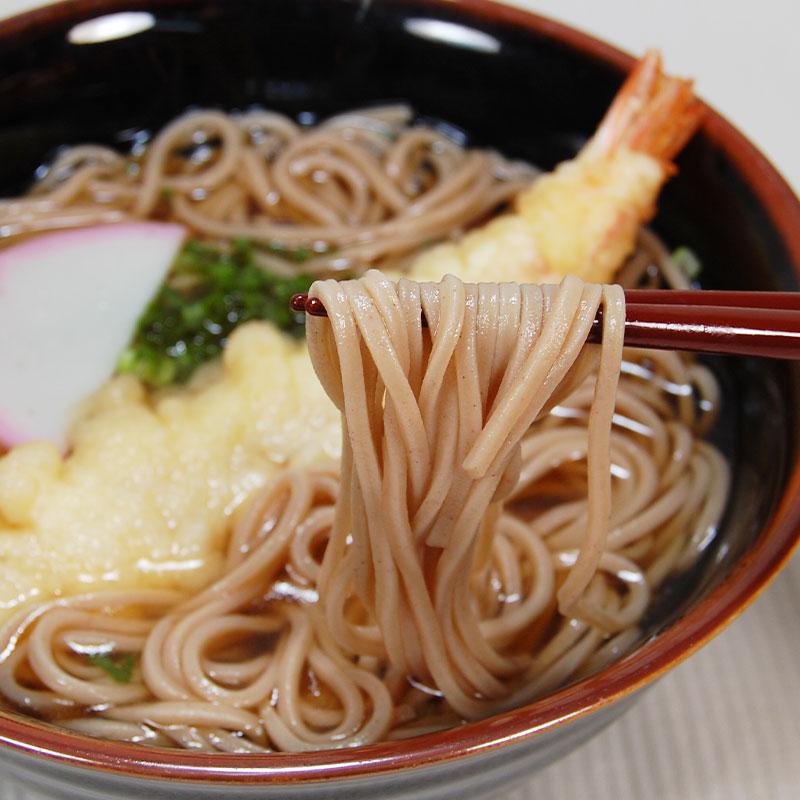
[{"left": 290, "top": 290, "right": 800, "bottom": 360}]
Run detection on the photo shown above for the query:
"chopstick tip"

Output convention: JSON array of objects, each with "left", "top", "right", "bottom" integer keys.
[
  {"left": 290, "top": 292, "right": 308, "bottom": 313},
  {"left": 290, "top": 293, "right": 328, "bottom": 317}
]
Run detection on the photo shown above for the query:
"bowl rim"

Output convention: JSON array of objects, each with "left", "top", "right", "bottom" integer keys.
[{"left": 1, "top": 0, "right": 799, "bottom": 785}]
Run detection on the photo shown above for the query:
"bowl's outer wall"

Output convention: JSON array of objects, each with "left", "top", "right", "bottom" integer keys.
[
  {"left": 0, "top": 0, "right": 798, "bottom": 795},
  {"left": 0, "top": 696, "right": 636, "bottom": 799}
]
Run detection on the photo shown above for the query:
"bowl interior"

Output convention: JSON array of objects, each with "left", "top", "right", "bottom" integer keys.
[{"left": 0, "top": 0, "right": 798, "bottom": 772}]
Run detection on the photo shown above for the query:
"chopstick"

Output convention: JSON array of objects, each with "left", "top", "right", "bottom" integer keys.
[
  {"left": 290, "top": 289, "right": 800, "bottom": 360},
  {"left": 610, "top": 289, "right": 800, "bottom": 358},
  {"left": 619, "top": 289, "right": 800, "bottom": 309}
]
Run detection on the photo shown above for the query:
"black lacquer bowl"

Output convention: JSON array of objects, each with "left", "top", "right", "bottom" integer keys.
[{"left": 0, "top": 2, "right": 798, "bottom": 798}]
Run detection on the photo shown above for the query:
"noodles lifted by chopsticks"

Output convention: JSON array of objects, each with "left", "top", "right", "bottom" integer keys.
[{"left": 306, "top": 271, "right": 630, "bottom": 722}]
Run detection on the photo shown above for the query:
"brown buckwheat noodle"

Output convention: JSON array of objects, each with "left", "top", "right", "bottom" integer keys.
[{"left": 0, "top": 107, "right": 534, "bottom": 275}]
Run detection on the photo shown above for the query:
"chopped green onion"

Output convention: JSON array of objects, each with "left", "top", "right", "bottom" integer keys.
[
  {"left": 671, "top": 246, "right": 702, "bottom": 281},
  {"left": 118, "top": 239, "right": 314, "bottom": 388},
  {"left": 88, "top": 653, "right": 136, "bottom": 684}
]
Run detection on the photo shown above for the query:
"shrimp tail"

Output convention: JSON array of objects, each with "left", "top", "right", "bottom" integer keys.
[{"left": 584, "top": 50, "right": 704, "bottom": 172}]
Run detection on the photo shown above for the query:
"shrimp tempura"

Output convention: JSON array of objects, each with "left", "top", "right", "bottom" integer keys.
[{"left": 408, "top": 51, "right": 703, "bottom": 286}]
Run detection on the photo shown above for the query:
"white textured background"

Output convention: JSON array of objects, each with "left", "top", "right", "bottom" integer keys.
[{"left": 1, "top": 1, "right": 799, "bottom": 798}]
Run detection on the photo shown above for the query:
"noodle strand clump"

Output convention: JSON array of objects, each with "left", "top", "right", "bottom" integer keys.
[
  {"left": 0, "top": 273, "right": 728, "bottom": 751},
  {"left": 307, "top": 272, "right": 624, "bottom": 720},
  {"left": 1, "top": 108, "right": 534, "bottom": 275}
]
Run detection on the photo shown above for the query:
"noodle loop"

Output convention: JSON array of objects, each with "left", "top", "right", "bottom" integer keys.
[{"left": 1, "top": 108, "right": 534, "bottom": 275}]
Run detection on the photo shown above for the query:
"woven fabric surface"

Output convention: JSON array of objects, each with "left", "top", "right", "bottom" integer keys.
[{"left": 508, "top": 554, "right": 800, "bottom": 800}]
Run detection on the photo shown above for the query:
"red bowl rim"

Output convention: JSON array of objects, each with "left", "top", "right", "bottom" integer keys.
[{"left": 1, "top": 0, "right": 799, "bottom": 785}]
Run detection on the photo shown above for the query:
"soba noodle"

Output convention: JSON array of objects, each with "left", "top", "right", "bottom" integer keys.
[
  {"left": 0, "top": 272, "right": 729, "bottom": 752},
  {"left": 1, "top": 107, "right": 535, "bottom": 274}
]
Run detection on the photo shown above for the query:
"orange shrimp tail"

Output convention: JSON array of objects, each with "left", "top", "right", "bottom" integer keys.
[{"left": 585, "top": 50, "right": 704, "bottom": 171}]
